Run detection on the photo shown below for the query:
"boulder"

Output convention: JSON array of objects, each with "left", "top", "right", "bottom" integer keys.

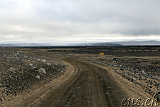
[{"left": 39, "top": 68, "right": 46, "bottom": 75}]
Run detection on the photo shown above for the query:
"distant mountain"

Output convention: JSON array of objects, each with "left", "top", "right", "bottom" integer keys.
[
  {"left": 1, "top": 40, "right": 160, "bottom": 47},
  {"left": 0, "top": 43, "right": 51, "bottom": 47},
  {"left": 81, "top": 40, "right": 160, "bottom": 46},
  {"left": 117, "top": 40, "right": 160, "bottom": 46},
  {"left": 81, "top": 43, "right": 122, "bottom": 46}
]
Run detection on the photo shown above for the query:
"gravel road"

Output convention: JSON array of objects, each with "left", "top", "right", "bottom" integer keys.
[{"left": 28, "top": 58, "right": 131, "bottom": 107}]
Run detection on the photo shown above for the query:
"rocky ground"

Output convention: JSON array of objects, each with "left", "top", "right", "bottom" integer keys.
[
  {"left": 0, "top": 46, "right": 160, "bottom": 106},
  {"left": 0, "top": 47, "right": 66, "bottom": 102},
  {"left": 83, "top": 56, "right": 160, "bottom": 96},
  {"left": 46, "top": 46, "right": 160, "bottom": 102}
]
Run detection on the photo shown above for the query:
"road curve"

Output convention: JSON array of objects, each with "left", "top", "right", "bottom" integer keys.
[{"left": 29, "top": 59, "right": 129, "bottom": 107}]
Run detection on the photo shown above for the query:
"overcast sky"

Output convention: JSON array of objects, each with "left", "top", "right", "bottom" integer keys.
[{"left": 0, "top": 0, "right": 160, "bottom": 45}]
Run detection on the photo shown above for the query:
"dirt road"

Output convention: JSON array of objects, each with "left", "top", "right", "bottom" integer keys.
[
  {"left": 25, "top": 58, "right": 129, "bottom": 107},
  {"left": 1, "top": 48, "right": 159, "bottom": 107},
  {"left": 3, "top": 56, "right": 153, "bottom": 107}
]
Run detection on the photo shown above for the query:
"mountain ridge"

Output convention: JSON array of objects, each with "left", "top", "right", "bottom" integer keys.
[{"left": 0, "top": 40, "right": 160, "bottom": 47}]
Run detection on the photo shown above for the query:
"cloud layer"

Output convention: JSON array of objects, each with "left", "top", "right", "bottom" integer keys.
[{"left": 0, "top": 0, "right": 160, "bottom": 44}]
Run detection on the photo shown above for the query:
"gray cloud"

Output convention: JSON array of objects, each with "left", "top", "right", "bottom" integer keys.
[{"left": 0, "top": 0, "right": 160, "bottom": 44}]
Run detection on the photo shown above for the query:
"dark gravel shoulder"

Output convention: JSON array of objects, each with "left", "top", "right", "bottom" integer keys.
[{"left": 0, "top": 47, "right": 66, "bottom": 101}]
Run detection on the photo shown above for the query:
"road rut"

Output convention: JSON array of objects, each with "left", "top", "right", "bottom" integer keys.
[{"left": 33, "top": 59, "right": 128, "bottom": 107}]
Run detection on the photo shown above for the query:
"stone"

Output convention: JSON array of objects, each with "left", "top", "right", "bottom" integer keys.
[
  {"left": 42, "top": 59, "right": 46, "bottom": 63},
  {"left": 47, "top": 63, "right": 51, "bottom": 66},
  {"left": 29, "top": 63, "right": 33, "bottom": 67},
  {"left": 39, "top": 68, "right": 46, "bottom": 75},
  {"left": 36, "top": 75, "right": 41, "bottom": 79}
]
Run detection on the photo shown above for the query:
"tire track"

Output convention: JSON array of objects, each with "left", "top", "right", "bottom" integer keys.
[{"left": 37, "top": 59, "right": 129, "bottom": 107}]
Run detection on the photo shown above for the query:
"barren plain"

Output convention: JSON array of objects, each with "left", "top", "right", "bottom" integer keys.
[{"left": 0, "top": 46, "right": 160, "bottom": 107}]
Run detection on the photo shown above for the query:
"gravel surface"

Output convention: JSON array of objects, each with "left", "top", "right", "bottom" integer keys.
[{"left": 0, "top": 47, "right": 66, "bottom": 101}]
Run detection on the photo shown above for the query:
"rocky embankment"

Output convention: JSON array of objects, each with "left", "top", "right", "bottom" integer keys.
[
  {"left": 0, "top": 47, "right": 66, "bottom": 102},
  {"left": 69, "top": 54, "right": 160, "bottom": 102},
  {"left": 86, "top": 56, "right": 160, "bottom": 99}
]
